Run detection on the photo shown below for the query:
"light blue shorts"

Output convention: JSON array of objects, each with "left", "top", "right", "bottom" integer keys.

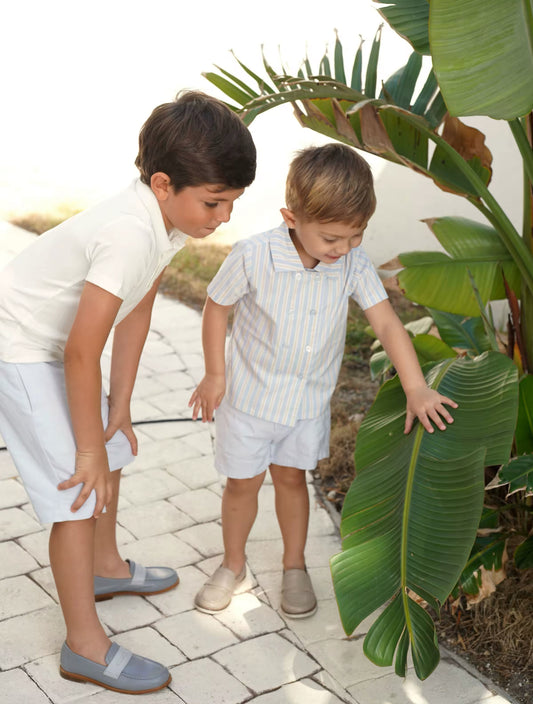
[
  {"left": 214, "top": 399, "right": 330, "bottom": 479},
  {"left": 0, "top": 360, "right": 134, "bottom": 524}
]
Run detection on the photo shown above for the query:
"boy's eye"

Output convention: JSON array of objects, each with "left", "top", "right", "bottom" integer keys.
[
  {"left": 204, "top": 202, "right": 219, "bottom": 209},
  {"left": 323, "top": 238, "right": 336, "bottom": 243}
]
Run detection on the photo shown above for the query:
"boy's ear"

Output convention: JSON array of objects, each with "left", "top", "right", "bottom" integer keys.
[
  {"left": 150, "top": 172, "right": 172, "bottom": 202},
  {"left": 280, "top": 207, "right": 297, "bottom": 229}
]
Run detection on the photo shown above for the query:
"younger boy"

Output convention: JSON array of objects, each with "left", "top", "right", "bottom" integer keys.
[
  {"left": 0, "top": 91, "right": 256, "bottom": 693},
  {"left": 189, "top": 143, "right": 456, "bottom": 618}
]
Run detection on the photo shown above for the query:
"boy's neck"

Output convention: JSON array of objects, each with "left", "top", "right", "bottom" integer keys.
[{"left": 289, "top": 229, "right": 319, "bottom": 269}]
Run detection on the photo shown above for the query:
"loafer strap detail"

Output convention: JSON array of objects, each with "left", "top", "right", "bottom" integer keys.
[
  {"left": 103, "top": 646, "right": 134, "bottom": 679},
  {"left": 129, "top": 561, "right": 147, "bottom": 587}
]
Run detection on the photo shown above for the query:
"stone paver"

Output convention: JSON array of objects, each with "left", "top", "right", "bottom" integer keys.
[{"left": 0, "top": 222, "right": 517, "bottom": 703}]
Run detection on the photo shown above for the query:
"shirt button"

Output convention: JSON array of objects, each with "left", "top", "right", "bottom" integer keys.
[
  {"left": 310, "top": 309, "right": 317, "bottom": 315},
  {"left": 295, "top": 273, "right": 302, "bottom": 281},
  {"left": 289, "top": 308, "right": 295, "bottom": 314},
  {"left": 305, "top": 346, "right": 312, "bottom": 353}
]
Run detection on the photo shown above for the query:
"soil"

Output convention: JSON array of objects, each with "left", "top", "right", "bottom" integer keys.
[{"left": 315, "top": 282, "right": 533, "bottom": 704}]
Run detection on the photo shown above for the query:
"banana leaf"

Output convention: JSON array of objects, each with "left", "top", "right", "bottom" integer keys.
[
  {"left": 489, "top": 454, "right": 533, "bottom": 497},
  {"left": 370, "top": 333, "right": 456, "bottom": 381},
  {"left": 374, "top": 0, "right": 533, "bottom": 119},
  {"left": 330, "top": 352, "right": 518, "bottom": 679},
  {"left": 514, "top": 535, "right": 533, "bottom": 568},
  {"left": 430, "top": 0, "right": 533, "bottom": 119},
  {"left": 427, "top": 309, "right": 493, "bottom": 355},
  {"left": 373, "top": 0, "right": 431, "bottom": 55},
  {"left": 452, "top": 508, "right": 507, "bottom": 598},
  {"left": 398, "top": 217, "right": 522, "bottom": 316}
]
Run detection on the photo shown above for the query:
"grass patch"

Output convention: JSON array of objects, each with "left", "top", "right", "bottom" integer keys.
[
  {"left": 160, "top": 239, "right": 230, "bottom": 312},
  {"left": 10, "top": 206, "right": 82, "bottom": 234}
]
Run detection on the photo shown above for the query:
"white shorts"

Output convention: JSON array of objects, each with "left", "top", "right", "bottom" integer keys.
[
  {"left": 0, "top": 360, "right": 134, "bottom": 524},
  {"left": 214, "top": 399, "right": 330, "bottom": 479}
]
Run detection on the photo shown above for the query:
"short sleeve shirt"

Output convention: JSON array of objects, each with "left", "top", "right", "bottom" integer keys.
[
  {"left": 0, "top": 180, "right": 188, "bottom": 362},
  {"left": 207, "top": 223, "right": 388, "bottom": 426}
]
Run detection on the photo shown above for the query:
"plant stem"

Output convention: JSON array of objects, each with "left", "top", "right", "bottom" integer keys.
[{"left": 509, "top": 118, "right": 533, "bottom": 188}]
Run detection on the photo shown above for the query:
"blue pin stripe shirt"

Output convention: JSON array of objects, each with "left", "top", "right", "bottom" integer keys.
[{"left": 207, "top": 223, "right": 388, "bottom": 426}]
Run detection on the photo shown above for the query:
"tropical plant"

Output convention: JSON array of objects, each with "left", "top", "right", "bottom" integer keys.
[{"left": 202, "top": 0, "right": 533, "bottom": 679}]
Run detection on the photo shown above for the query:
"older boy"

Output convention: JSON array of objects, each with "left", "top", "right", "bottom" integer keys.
[
  {"left": 189, "top": 143, "right": 456, "bottom": 619},
  {"left": 0, "top": 91, "right": 256, "bottom": 693}
]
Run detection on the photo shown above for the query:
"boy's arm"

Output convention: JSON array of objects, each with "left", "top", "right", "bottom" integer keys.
[
  {"left": 60, "top": 282, "right": 123, "bottom": 516},
  {"left": 189, "top": 296, "right": 232, "bottom": 422},
  {"left": 364, "top": 299, "right": 457, "bottom": 434},
  {"left": 105, "top": 271, "right": 164, "bottom": 454}
]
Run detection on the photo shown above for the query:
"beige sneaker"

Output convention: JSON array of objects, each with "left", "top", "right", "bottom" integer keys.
[
  {"left": 280, "top": 568, "right": 317, "bottom": 618},
  {"left": 194, "top": 565, "right": 247, "bottom": 614}
]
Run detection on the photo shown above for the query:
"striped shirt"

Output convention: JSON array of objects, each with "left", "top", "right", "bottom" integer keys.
[{"left": 207, "top": 223, "right": 388, "bottom": 426}]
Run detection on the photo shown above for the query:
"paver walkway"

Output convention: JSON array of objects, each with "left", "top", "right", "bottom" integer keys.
[{"left": 0, "top": 221, "right": 516, "bottom": 703}]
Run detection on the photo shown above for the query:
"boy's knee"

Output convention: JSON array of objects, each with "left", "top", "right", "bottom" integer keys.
[
  {"left": 271, "top": 466, "right": 307, "bottom": 490},
  {"left": 225, "top": 473, "right": 264, "bottom": 497}
]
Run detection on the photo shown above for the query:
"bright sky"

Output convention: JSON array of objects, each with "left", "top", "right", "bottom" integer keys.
[{"left": 0, "top": 0, "right": 411, "bottom": 240}]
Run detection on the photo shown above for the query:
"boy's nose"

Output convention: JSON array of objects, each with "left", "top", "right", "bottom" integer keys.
[
  {"left": 218, "top": 204, "right": 233, "bottom": 223},
  {"left": 336, "top": 241, "right": 351, "bottom": 256}
]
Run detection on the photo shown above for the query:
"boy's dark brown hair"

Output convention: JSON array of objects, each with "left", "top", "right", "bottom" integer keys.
[
  {"left": 135, "top": 91, "right": 256, "bottom": 192},
  {"left": 285, "top": 143, "right": 376, "bottom": 224}
]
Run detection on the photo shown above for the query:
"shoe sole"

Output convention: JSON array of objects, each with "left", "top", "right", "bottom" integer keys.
[
  {"left": 280, "top": 603, "right": 318, "bottom": 619},
  {"left": 95, "top": 577, "right": 180, "bottom": 602},
  {"left": 60, "top": 666, "right": 171, "bottom": 693}
]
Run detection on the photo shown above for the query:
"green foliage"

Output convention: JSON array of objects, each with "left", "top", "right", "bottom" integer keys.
[{"left": 331, "top": 353, "right": 518, "bottom": 679}]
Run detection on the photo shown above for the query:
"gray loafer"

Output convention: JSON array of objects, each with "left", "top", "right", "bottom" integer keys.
[
  {"left": 60, "top": 642, "right": 171, "bottom": 693},
  {"left": 94, "top": 559, "right": 179, "bottom": 601},
  {"left": 280, "top": 568, "right": 318, "bottom": 619}
]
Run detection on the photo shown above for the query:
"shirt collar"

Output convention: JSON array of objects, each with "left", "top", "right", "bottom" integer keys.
[
  {"left": 134, "top": 179, "right": 188, "bottom": 253},
  {"left": 269, "top": 222, "right": 345, "bottom": 275}
]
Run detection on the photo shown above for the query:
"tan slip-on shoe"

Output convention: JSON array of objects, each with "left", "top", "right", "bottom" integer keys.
[
  {"left": 280, "top": 568, "right": 318, "bottom": 619},
  {"left": 194, "top": 565, "right": 247, "bottom": 614}
]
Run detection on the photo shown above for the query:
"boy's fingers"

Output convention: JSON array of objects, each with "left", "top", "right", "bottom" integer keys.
[
  {"left": 104, "top": 424, "right": 117, "bottom": 442},
  {"left": 123, "top": 427, "right": 138, "bottom": 455},
  {"left": 191, "top": 397, "right": 201, "bottom": 420},
  {"left": 93, "top": 490, "right": 107, "bottom": 518},
  {"left": 70, "top": 485, "right": 92, "bottom": 512},
  {"left": 441, "top": 395, "right": 458, "bottom": 408},
  {"left": 57, "top": 475, "right": 81, "bottom": 491},
  {"left": 404, "top": 411, "right": 415, "bottom": 434}
]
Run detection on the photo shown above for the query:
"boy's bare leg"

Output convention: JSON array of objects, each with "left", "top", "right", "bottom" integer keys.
[
  {"left": 49, "top": 518, "right": 110, "bottom": 665},
  {"left": 93, "top": 469, "right": 130, "bottom": 577},
  {"left": 221, "top": 472, "right": 266, "bottom": 575},
  {"left": 269, "top": 464, "right": 309, "bottom": 570}
]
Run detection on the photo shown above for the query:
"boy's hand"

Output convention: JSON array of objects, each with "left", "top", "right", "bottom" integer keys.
[
  {"left": 404, "top": 386, "right": 458, "bottom": 434},
  {"left": 105, "top": 397, "right": 138, "bottom": 456},
  {"left": 189, "top": 373, "right": 226, "bottom": 422},
  {"left": 57, "top": 447, "right": 113, "bottom": 517}
]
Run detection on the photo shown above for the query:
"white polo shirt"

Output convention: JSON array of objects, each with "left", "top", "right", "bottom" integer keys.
[
  {"left": 207, "top": 223, "right": 388, "bottom": 426},
  {"left": 0, "top": 179, "right": 188, "bottom": 362}
]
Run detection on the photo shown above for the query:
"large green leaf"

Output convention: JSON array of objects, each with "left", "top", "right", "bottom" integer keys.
[
  {"left": 430, "top": 0, "right": 533, "bottom": 119},
  {"left": 490, "top": 454, "right": 533, "bottom": 496},
  {"left": 453, "top": 508, "right": 507, "bottom": 598},
  {"left": 428, "top": 309, "right": 493, "bottom": 355},
  {"left": 514, "top": 535, "right": 533, "bottom": 568},
  {"left": 373, "top": 0, "right": 431, "bottom": 55},
  {"left": 331, "top": 352, "right": 518, "bottom": 679},
  {"left": 398, "top": 217, "right": 521, "bottom": 315}
]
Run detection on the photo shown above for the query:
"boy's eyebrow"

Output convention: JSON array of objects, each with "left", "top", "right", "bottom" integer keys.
[
  {"left": 203, "top": 186, "right": 242, "bottom": 200},
  {"left": 205, "top": 185, "right": 232, "bottom": 195}
]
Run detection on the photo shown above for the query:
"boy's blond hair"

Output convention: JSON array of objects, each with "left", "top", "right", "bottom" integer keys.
[{"left": 285, "top": 143, "right": 376, "bottom": 224}]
